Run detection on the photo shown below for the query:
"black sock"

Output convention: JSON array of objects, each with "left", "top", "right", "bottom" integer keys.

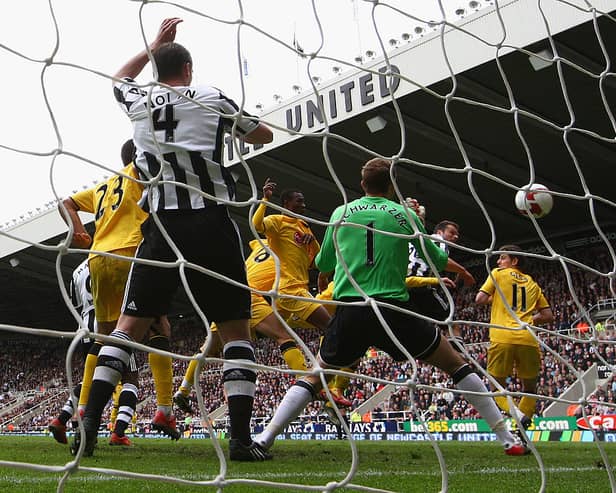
[
  {"left": 82, "top": 331, "right": 132, "bottom": 433},
  {"left": 223, "top": 341, "right": 256, "bottom": 445}
]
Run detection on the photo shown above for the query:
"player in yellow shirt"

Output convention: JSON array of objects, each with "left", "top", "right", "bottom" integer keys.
[
  {"left": 173, "top": 239, "right": 310, "bottom": 413},
  {"left": 253, "top": 179, "right": 332, "bottom": 329},
  {"left": 59, "top": 140, "right": 177, "bottom": 448},
  {"left": 475, "top": 245, "right": 554, "bottom": 433},
  {"left": 253, "top": 179, "right": 352, "bottom": 408}
]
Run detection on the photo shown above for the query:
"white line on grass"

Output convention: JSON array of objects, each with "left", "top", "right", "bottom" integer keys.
[{"left": 0, "top": 465, "right": 604, "bottom": 485}]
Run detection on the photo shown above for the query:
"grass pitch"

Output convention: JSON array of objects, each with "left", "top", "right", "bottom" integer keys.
[{"left": 0, "top": 436, "right": 613, "bottom": 492}]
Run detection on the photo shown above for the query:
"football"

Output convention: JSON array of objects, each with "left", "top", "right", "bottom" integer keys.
[{"left": 515, "top": 183, "right": 553, "bottom": 218}]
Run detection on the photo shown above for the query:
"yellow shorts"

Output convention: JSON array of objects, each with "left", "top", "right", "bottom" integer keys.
[
  {"left": 89, "top": 247, "right": 136, "bottom": 322},
  {"left": 487, "top": 342, "right": 541, "bottom": 380},
  {"left": 210, "top": 293, "right": 273, "bottom": 338},
  {"left": 315, "top": 288, "right": 336, "bottom": 316},
  {"left": 276, "top": 287, "right": 321, "bottom": 323}
]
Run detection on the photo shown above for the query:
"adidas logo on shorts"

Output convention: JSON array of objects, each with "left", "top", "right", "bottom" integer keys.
[
  {"left": 126, "top": 301, "right": 138, "bottom": 311},
  {"left": 225, "top": 369, "right": 248, "bottom": 381}
]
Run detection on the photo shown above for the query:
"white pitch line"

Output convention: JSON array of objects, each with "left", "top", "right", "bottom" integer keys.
[{"left": 0, "top": 465, "right": 604, "bottom": 485}]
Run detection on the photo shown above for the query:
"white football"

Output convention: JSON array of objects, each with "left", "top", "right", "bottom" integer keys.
[{"left": 515, "top": 184, "right": 553, "bottom": 218}]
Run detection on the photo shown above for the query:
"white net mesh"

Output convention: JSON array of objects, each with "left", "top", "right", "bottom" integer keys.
[{"left": 1, "top": 1, "right": 616, "bottom": 492}]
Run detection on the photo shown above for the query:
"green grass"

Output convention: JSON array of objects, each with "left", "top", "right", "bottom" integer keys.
[{"left": 0, "top": 436, "right": 613, "bottom": 492}]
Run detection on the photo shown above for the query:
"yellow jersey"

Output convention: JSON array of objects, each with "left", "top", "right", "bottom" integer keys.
[
  {"left": 480, "top": 267, "right": 550, "bottom": 347},
  {"left": 254, "top": 209, "right": 320, "bottom": 291},
  {"left": 70, "top": 165, "right": 146, "bottom": 258},
  {"left": 245, "top": 239, "right": 275, "bottom": 292}
]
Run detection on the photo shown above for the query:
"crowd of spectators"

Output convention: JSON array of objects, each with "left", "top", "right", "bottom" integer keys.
[{"left": 1, "top": 245, "right": 615, "bottom": 431}]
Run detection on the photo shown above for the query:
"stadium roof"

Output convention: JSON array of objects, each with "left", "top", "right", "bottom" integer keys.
[{"left": 1, "top": 0, "right": 615, "bottom": 331}]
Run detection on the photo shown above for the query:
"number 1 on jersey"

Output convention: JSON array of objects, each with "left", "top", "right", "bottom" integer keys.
[{"left": 366, "top": 222, "right": 375, "bottom": 266}]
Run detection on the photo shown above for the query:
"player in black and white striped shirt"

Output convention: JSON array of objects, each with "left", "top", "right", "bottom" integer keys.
[
  {"left": 113, "top": 74, "right": 260, "bottom": 212},
  {"left": 81, "top": 18, "right": 273, "bottom": 461},
  {"left": 407, "top": 219, "right": 475, "bottom": 350},
  {"left": 48, "top": 259, "right": 96, "bottom": 444},
  {"left": 70, "top": 258, "right": 96, "bottom": 335}
]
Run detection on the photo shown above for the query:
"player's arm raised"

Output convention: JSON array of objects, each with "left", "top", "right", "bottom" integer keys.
[
  {"left": 252, "top": 178, "right": 276, "bottom": 234},
  {"left": 113, "top": 17, "right": 183, "bottom": 81}
]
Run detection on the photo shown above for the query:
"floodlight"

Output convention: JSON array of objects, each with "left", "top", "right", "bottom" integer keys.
[
  {"left": 366, "top": 115, "right": 387, "bottom": 133},
  {"left": 529, "top": 48, "right": 554, "bottom": 71}
]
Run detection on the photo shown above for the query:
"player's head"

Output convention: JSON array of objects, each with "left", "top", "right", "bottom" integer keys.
[
  {"left": 153, "top": 42, "right": 193, "bottom": 84},
  {"left": 281, "top": 189, "right": 305, "bottom": 214},
  {"left": 120, "top": 139, "right": 136, "bottom": 165},
  {"left": 361, "top": 158, "right": 394, "bottom": 196},
  {"left": 497, "top": 244, "right": 524, "bottom": 270},
  {"left": 434, "top": 220, "right": 460, "bottom": 243}
]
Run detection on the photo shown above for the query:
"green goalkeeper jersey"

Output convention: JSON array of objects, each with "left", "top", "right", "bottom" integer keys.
[{"left": 316, "top": 196, "right": 448, "bottom": 301}]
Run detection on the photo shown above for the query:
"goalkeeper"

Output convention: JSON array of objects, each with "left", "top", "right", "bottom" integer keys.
[{"left": 255, "top": 158, "right": 530, "bottom": 457}]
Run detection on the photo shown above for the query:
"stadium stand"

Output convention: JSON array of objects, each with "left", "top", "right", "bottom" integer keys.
[{"left": 1, "top": 244, "right": 613, "bottom": 435}]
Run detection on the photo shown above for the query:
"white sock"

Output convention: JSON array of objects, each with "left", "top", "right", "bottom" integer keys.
[
  {"left": 254, "top": 384, "right": 313, "bottom": 449},
  {"left": 455, "top": 372, "right": 516, "bottom": 446},
  {"left": 492, "top": 419, "right": 518, "bottom": 447},
  {"left": 509, "top": 404, "right": 525, "bottom": 422}
]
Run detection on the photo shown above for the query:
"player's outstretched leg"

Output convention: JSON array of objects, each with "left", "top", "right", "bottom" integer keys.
[
  {"left": 254, "top": 380, "right": 315, "bottom": 452},
  {"left": 174, "top": 332, "right": 223, "bottom": 415},
  {"left": 452, "top": 365, "right": 530, "bottom": 455},
  {"left": 425, "top": 338, "right": 531, "bottom": 456}
]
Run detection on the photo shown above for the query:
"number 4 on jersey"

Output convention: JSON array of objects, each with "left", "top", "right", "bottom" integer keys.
[{"left": 153, "top": 104, "right": 179, "bottom": 142}]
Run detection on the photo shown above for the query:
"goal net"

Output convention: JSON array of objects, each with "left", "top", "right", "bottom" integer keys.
[{"left": 1, "top": 0, "right": 615, "bottom": 492}]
